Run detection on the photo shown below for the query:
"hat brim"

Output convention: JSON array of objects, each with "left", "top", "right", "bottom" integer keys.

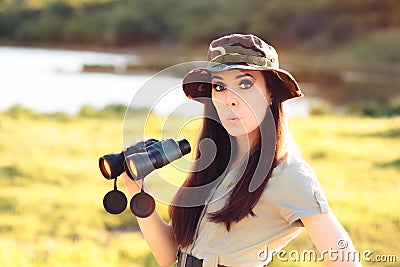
[{"left": 182, "top": 64, "right": 303, "bottom": 103}]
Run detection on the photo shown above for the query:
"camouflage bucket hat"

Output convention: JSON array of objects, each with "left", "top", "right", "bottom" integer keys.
[{"left": 182, "top": 34, "right": 303, "bottom": 102}]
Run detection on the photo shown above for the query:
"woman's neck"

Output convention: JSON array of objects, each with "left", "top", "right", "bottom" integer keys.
[
  {"left": 235, "top": 135, "right": 251, "bottom": 160},
  {"left": 228, "top": 133, "right": 255, "bottom": 172}
]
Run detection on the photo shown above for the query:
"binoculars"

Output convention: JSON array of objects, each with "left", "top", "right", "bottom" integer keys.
[
  {"left": 99, "top": 138, "right": 191, "bottom": 181},
  {"left": 99, "top": 138, "right": 191, "bottom": 217}
]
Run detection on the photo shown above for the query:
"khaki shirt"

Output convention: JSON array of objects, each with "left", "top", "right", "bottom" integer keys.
[{"left": 180, "top": 152, "right": 330, "bottom": 267}]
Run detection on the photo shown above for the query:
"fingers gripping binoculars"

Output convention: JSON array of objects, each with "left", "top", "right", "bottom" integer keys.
[{"left": 99, "top": 138, "right": 191, "bottom": 217}]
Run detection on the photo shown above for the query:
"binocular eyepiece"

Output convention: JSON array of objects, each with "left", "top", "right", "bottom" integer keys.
[{"left": 99, "top": 138, "right": 191, "bottom": 181}]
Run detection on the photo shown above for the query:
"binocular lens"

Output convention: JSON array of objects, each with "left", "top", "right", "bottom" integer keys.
[
  {"left": 99, "top": 152, "right": 126, "bottom": 179},
  {"left": 99, "top": 158, "right": 112, "bottom": 179},
  {"left": 128, "top": 160, "right": 138, "bottom": 178}
]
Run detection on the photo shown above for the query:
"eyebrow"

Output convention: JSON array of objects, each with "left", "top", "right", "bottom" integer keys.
[
  {"left": 211, "top": 73, "right": 256, "bottom": 81},
  {"left": 235, "top": 73, "right": 255, "bottom": 80}
]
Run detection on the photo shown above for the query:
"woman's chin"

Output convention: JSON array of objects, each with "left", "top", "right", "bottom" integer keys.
[{"left": 227, "top": 130, "right": 249, "bottom": 138}]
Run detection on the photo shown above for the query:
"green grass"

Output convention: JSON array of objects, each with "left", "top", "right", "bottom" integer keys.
[{"left": 0, "top": 112, "right": 399, "bottom": 266}]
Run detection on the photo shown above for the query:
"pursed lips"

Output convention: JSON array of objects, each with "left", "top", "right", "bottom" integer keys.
[{"left": 226, "top": 114, "right": 240, "bottom": 123}]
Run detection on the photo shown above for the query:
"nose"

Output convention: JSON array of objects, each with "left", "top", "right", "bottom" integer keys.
[{"left": 223, "top": 89, "right": 238, "bottom": 107}]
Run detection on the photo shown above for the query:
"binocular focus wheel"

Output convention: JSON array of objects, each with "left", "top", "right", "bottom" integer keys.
[
  {"left": 103, "top": 190, "right": 127, "bottom": 215},
  {"left": 130, "top": 191, "right": 155, "bottom": 218}
]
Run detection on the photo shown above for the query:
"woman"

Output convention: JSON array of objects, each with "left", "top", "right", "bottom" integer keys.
[{"left": 122, "top": 34, "right": 360, "bottom": 267}]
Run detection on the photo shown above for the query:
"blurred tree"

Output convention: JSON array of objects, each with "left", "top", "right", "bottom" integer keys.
[
  {"left": 78, "top": 105, "right": 98, "bottom": 117},
  {"left": 0, "top": 0, "right": 399, "bottom": 47}
]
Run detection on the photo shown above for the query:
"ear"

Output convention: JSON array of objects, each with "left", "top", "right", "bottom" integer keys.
[{"left": 268, "top": 96, "right": 273, "bottom": 105}]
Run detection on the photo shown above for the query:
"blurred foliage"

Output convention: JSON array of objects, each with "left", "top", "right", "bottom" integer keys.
[
  {"left": 0, "top": 0, "right": 399, "bottom": 47},
  {"left": 3, "top": 103, "right": 153, "bottom": 119},
  {"left": 346, "top": 101, "right": 400, "bottom": 118}
]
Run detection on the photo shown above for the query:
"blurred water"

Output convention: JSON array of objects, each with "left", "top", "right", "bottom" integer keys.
[
  {"left": 0, "top": 46, "right": 149, "bottom": 113},
  {"left": 0, "top": 46, "right": 310, "bottom": 118}
]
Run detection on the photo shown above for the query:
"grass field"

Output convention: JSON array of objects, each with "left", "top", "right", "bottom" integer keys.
[{"left": 0, "top": 110, "right": 399, "bottom": 267}]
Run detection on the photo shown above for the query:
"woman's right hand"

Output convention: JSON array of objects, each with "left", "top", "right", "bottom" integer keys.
[
  {"left": 120, "top": 139, "right": 146, "bottom": 197},
  {"left": 121, "top": 171, "right": 143, "bottom": 197},
  {"left": 121, "top": 139, "right": 178, "bottom": 267}
]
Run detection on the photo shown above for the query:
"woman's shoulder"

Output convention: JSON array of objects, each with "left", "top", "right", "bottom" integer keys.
[
  {"left": 271, "top": 151, "right": 316, "bottom": 181},
  {"left": 261, "top": 151, "right": 331, "bottom": 224},
  {"left": 265, "top": 151, "right": 324, "bottom": 199}
]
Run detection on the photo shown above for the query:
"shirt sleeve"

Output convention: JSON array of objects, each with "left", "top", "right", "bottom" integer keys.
[{"left": 270, "top": 162, "right": 331, "bottom": 227}]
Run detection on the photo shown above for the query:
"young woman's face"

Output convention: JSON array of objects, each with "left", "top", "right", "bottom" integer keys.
[{"left": 211, "top": 69, "right": 271, "bottom": 139}]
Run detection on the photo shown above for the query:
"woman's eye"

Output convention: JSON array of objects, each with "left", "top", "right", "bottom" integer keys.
[
  {"left": 239, "top": 80, "right": 254, "bottom": 89},
  {"left": 213, "top": 83, "right": 226, "bottom": 91}
]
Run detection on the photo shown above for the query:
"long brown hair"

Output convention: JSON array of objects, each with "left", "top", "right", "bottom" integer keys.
[{"left": 169, "top": 70, "right": 289, "bottom": 248}]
